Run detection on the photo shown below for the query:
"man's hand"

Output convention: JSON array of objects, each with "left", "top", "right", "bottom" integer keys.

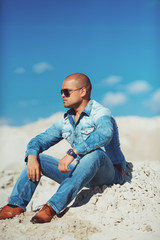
[
  {"left": 58, "top": 154, "right": 74, "bottom": 173},
  {"left": 27, "top": 155, "right": 43, "bottom": 182}
]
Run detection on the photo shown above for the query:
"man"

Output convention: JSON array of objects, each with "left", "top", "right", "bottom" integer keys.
[{"left": 0, "top": 73, "right": 126, "bottom": 224}]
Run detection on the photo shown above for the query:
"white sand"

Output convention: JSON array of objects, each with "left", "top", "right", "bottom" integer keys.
[{"left": 0, "top": 114, "right": 160, "bottom": 240}]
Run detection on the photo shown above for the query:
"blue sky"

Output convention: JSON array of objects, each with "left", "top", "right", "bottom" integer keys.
[{"left": 1, "top": 0, "right": 160, "bottom": 126}]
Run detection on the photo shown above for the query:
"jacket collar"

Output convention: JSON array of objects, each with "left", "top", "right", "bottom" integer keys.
[
  {"left": 64, "top": 99, "right": 93, "bottom": 118},
  {"left": 82, "top": 99, "right": 93, "bottom": 116}
]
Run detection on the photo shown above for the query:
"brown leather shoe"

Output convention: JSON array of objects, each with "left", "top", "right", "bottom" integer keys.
[
  {"left": 30, "top": 203, "right": 56, "bottom": 224},
  {"left": 0, "top": 205, "right": 24, "bottom": 220}
]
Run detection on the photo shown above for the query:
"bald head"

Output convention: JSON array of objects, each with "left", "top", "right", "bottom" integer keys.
[{"left": 64, "top": 73, "right": 92, "bottom": 98}]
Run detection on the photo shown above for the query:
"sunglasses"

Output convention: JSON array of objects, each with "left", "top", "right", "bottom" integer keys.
[{"left": 61, "top": 88, "right": 82, "bottom": 97}]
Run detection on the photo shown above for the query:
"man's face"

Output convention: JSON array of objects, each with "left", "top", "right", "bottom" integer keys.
[{"left": 61, "top": 79, "right": 83, "bottom": 109}]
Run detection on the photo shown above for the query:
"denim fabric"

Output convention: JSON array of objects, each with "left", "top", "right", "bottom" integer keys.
[
  {"left": 8, "top": 99, "right": 126, "bottom": 213},
  {"left": 25, "top": 100, "right": 126, "bottom": 168},
  {"left": 8, "top": 151, "right": 124, "bottom": 213}
]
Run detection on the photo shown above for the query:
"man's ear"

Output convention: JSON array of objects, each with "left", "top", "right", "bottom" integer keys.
[{"left": 81, "top": 87, "right": 87, "bottom": 97}]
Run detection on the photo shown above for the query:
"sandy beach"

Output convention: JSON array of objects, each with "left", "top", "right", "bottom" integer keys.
[{"left": 0, "top": 114, "right": 160, "bottom": 240}]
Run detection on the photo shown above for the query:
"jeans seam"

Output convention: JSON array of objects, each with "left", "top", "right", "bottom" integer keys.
[{"left": 17, "top": 178, "right": 31, "bottom": 206}]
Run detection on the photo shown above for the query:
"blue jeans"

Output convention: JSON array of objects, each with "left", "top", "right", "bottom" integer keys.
[{"left": 8, "top": 149, "right": 124, "bottom": 214}]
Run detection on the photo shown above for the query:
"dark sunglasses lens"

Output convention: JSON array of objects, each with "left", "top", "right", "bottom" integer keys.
[{"left": 61, "top": 89, "right": 69, "bottom": 97}]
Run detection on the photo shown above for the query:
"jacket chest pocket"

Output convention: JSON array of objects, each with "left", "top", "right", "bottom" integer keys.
[
  {"left": 81, "top": 127, "right": 95, "bottom": 141},
  {"left": 62, "top": 131, "right": 72, "bottom": 144}
]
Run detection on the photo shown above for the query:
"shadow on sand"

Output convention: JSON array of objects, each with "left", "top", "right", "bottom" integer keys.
[{"left": 58, "top": 162, "right": 133, "bottom": 218}]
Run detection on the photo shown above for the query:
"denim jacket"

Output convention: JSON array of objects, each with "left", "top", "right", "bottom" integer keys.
[{"left": 25, "top": 100, "right": 126, "bottom": 169}]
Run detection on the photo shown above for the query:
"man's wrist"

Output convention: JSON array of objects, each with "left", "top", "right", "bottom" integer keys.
[
  {"left": 27, "top": 154, "right": 37, "bottom": 162},
  {"left": 73, "top": 148, "right": 78, "bottom": 155},
  {"left": 67, "top": 149, "right": 77, "bottom": 158}
]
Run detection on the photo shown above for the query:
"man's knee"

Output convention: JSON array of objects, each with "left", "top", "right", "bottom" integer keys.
[
  {"left": 38, "top": 154, "right": 59, "bottom": 163},
  {"left": 84, "top": 148, "right": 106, "bottom": 160}
]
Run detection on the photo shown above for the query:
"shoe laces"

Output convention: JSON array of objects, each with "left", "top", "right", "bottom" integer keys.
[
  {"left": 33, "top": 204, "right": 45, "bottom": 212},
  {"left": 34, "top": 204, "right": 54, "bottom": 215},
  {"left": 42, "top": 204, "right": 54, "bottom": 215}
]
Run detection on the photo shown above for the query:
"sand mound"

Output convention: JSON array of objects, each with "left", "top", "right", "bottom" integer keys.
[{"left": 0, "top": 115, "right": 160, "bottom": 239}]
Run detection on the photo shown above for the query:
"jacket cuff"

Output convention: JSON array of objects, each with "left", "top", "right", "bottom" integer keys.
[
  {"left": 24, "top": 150, "right": 38, "bottom": 162},
  {"left": 75, "top": 141, "right": 90, "bottom": 155}
]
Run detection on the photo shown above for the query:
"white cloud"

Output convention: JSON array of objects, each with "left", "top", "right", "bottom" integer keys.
[
  {"left": 145, "top": 89, "right": 160, "bottom": 113},
  {"left": 14, "top": 67, "right": 26, "bottom": 74},
  {"left": 33, "top": 62, "right": 54, "bottom": 74},
  {"left": 102, "top": 75, "right": 122, "bottom": 85},
  {"left": 0, "top": 118, "right": 12, "bottom": 126},
  {"left": 22, "top": 118, "right": 34, "bottom": 125},
  {"left": 102, "top": 92, "right": 127, "bottom": 107},
  {"left": 18, "top": 100, "right": 38, "bottom": 108},
  {"left": 127, "top": 80, "right": 151, "bottom": 94}
]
